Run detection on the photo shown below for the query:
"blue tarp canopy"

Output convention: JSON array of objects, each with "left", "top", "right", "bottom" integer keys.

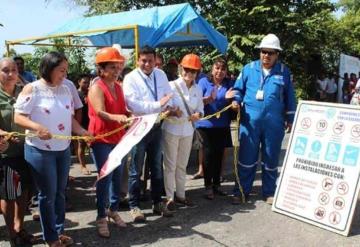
[{"left": 6, "top": 3, "right": 228, "bottom": 54}]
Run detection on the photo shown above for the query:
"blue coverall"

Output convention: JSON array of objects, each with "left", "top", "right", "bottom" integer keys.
[{"left": 233, "top": 60, "right": 296, "bottom": 197}]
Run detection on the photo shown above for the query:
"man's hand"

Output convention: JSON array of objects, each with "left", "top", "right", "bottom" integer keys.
[
  {"left": 160, "top": 93, "right": 173, "bottom": 107},
  {"left": 0, "top": 137, "right": 9, "bottom": 153},
  {"left": 231, "top": 101, "right": 240, "bottom": 111}
]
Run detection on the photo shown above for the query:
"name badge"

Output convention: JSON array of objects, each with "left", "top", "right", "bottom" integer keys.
[{"left": 256, "top": 90, "right": 264, "bottom": 101}]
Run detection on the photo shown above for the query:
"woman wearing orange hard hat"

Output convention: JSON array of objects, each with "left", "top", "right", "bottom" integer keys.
[
  {"left": 162, "top": 53, "right": 204, "bottom": 211},
  {"left": 87, "top": 47, "right": 130, "bottom": 238}
]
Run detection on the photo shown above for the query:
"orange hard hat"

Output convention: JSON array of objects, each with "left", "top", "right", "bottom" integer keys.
[
  {"left": 95, "top": 47, "right": 125, "bottom": 64},
  {"left": 180, "top": 54, "right": 201, "bottom": 70}
]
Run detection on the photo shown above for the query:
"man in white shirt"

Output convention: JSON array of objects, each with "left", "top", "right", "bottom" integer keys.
[
  {"left": 123, "top": 46, "right": 174, "bottom": 222},
  {"left": 325, "top": 74, "right": 337, "bottom": 102}
]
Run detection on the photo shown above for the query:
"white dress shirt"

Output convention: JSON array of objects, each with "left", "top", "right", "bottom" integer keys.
[
  {"left": 162, "top": 77, "right": 204, "bottom": 137},
  {"left": 123, "top": 68, "right": 173, "bottom": 115}
]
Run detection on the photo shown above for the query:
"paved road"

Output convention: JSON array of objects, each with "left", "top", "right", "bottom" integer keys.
[{"left": 1, "top": 134, "right": 360, "bottom": 246}]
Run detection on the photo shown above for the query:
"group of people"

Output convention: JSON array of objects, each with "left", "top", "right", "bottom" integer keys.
[
  {"left": 316, "top": 71, "right": 360, "bottom": 104},
  {"left": 0, "top": 33, "right": 296, "bottom": 246}
]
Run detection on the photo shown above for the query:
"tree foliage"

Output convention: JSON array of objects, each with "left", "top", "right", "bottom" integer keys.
[
  {"left": 25, "top": 0, "right": 360, "bottom": 99},
  {"left": 14, "top": 38, "right": 90, "bottom": 82}
]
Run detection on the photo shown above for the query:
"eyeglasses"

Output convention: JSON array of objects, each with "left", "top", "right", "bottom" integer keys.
[
  {"left": 261, "top": 50, "right": 277, "bottom": 56},
  {"left": 183, "top": 67, "right": 198, "bottom": 74}
]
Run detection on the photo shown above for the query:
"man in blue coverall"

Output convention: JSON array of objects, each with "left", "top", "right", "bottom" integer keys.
[{"left": 230, "top": 34, "right": 296, "bottom": 205}]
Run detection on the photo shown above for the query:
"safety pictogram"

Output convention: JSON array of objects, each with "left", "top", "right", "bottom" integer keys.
[
  {"left": 337, "top": 182, "right": 349, "bottom": 195},
  {"left": 351, "top": 125, "right": 360, "bottom": 138},
  {"left": 318, "top": 192, "right": 330, "bottom": 205},
  {"left": 329, "top": 211, "right": 341, "bottom": 225},
  {"left": 322, "top": 178, "right": 333, "bottom": 191},
  {"left": 314, "top": 207, "right": 326, "bottom": 220},
  {"left": 333, "top": 122, "right": 345, "bottom": 135},
  {"left": 301, "top": 118, "right": 311, "bottom": 129},
  {"left": 333, "top": 197, "right": 345, "bottom": 210},
  {"left": 316, "top": 120, "right": 328, "bottom": 132}
]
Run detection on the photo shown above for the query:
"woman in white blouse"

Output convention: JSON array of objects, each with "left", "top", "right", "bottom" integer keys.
[
  {"left": 162, "top": 54, "right": 204, "bottom": 211},
  {"left": 14, "top": 52, "right": 91, "bottom": 247}
]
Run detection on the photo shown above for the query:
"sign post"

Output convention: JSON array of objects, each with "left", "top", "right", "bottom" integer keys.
[{"left": 273, "top": 101, "right": 360, "bottom": 236}]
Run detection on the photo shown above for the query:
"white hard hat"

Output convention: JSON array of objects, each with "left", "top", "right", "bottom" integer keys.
[{"left": 257, "top": 34, "right": 282, "bottom": 51}]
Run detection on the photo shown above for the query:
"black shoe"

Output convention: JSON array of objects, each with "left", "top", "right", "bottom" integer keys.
[
  {"left": 213, "top": 187, "right": 227, "bottom": 196},
  {"left": 232, "top": 194, "right": 250, "bottom": 205},
  {"left": 119, "top": 198, "right": 129, "bottom": 209},
  {"left": 175, "top": 196, "right": 197, "bottom": 208}
]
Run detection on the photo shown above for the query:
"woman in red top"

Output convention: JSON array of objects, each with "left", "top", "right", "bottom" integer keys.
[{"left": 88, "top": 47, "right": 130, "bottom": 238}]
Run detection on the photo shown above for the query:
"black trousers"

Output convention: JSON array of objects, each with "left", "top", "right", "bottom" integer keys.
[{"left": 198, "top": 127, "right": 227, "bottom": 188}]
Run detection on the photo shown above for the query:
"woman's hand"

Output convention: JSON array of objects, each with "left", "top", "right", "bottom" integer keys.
[
  {"left": 225, "top": 87, "right": 237, "bottom": 99},
  {"left": 36, "top": 126, "right": 52, "bottom": 140},
  {"left": 114, "top": 114, "right": 129, "bottom": 124},
  {"left": 189, "top": 112, "right": 201, "bottom": 122}
]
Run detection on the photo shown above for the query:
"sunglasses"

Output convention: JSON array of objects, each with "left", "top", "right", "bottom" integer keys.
[
  {"left": 261, "top": 50, "right": 277, "bottom": 56},
  {"left": 183, "top": 67, "right": 198, "bottom": 74}
]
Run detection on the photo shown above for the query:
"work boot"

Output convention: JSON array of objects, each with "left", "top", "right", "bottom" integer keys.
[
  {"left": 265, "top": 196, "right": 274, "bottom": 205},
  {"left": 129, "top": 207, "right": 145, "bottom": 222}
]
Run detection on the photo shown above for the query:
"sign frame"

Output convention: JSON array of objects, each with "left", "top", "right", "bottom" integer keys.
[{"left": 272, "top": 100, "right": 360, "bottom": 236}]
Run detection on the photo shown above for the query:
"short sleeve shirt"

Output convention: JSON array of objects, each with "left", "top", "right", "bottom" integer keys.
[{"left": 14, "top": 80, "right": 74, "bottom": 151}]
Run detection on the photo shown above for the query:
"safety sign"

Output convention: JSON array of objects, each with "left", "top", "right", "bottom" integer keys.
[{"left": 273, "top": 101, "right": 360, "bottom": 236}]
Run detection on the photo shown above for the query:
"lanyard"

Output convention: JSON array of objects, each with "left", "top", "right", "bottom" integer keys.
[
  {"left": 260, "top": 67, "right": 271, "bottom": 90},
  {"left": 137, "top": 70, "right": 158, "bottom": 101}
]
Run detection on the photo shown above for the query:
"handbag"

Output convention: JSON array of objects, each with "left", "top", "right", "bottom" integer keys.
[{"left": 174, "top": 82, "right": 203, "bottom": 150}]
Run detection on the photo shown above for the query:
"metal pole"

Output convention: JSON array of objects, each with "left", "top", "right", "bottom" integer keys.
[
  {"left": 134, "top": 25, "right": 139, "bottom": 67},
  {"left": 5, "top": 41, "right": 10, "bottom": 57}
]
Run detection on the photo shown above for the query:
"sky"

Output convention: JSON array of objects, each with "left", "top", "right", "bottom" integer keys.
[{"left": 0, "top": 0, "right": 88, "bottom": 55}]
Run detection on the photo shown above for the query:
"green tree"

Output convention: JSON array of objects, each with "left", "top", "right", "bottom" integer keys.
[
  {"left": 17, "top": 38, "right": 90, "bottom": 82},
  {"left": 68, "top": 0, "right": 356, "bottom": 99}
]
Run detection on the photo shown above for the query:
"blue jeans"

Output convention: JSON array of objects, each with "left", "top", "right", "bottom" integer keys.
[
  {"left": 24, "top": 144, "right": 71, "bottom": 242},
  {"left": 128, "top": 125, "right": 163, "bottom": 209},
  {"left": 91, "top": 142, "right": 125, "bottom": 219}
]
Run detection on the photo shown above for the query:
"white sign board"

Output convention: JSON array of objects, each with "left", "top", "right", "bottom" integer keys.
[{"left": 273, "top": 101, "right": 360, "bottom": 236}]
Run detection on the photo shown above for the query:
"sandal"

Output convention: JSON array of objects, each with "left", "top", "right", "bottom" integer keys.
[
  {"left": 191, "top": 173, "right": 204, "bottom": 180},
  {"left": 107, "top": 210, "right": 127, "bottom": 227},
  {"left": 96, "top": 218, "right": 110, "bottom": 238},
  {"left": 59, "top": 234, "right": 74, "bottom": 246},
  {"left": 81, "top": 166, "right": 91, "bottom": 175}
]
